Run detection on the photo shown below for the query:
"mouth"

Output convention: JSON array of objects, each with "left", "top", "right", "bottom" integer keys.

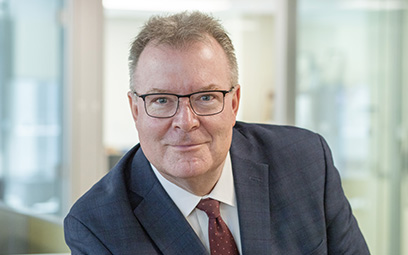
[{"left": 169, "top": 143, "right": 206, "bottom": 151}]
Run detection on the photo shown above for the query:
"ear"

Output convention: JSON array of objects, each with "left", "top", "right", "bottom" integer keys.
[
  {"left": 231, "top": 84, "right": 241, "bottom": 117},
  {"left": 127, "top": 91, "right": 139, "bottom": 123}
]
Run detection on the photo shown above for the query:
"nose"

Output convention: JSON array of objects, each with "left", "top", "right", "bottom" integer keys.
[{"left": 172, "top": 98, "right": 200, "bottom": 131}]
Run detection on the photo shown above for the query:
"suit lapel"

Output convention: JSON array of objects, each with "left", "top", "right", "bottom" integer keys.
[
  {"left": 130, "top": 149, "right": 207, "bottom": 255},
  {"left": 231, "top": 156, "right": 273, "bottom": 254},
  {"left": 230, "top": 128, "right": 274, "bottom": 254}
]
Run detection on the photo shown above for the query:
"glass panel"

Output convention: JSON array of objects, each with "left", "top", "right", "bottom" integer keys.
[
  {"left": 296, "top": 1, "right": 407, "bottom": 254},
  {"left": 0, "top": 0, "right": 64, "bottom": 215},
  {"left": 401, "top": 7, "right": 408, "bottom": 255},
  {"left": 0, "top": 1, "right": 66, "bottom": 253}
]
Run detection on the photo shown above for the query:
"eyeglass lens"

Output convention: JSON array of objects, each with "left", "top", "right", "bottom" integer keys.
[{"left": 144, "top": 91, "right": 225, "bottom": 118}]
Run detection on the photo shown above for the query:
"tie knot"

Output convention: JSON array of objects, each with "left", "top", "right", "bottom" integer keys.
[{"left": 196, "top": 198, "right": 220, "bottom": 219}]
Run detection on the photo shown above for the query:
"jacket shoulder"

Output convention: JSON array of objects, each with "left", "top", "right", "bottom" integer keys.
[{"left": 233, "top": 121, "right": 320, "bottom": 147}]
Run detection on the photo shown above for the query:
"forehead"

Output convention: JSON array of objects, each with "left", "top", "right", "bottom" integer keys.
[{"left": 133, "top": 37, "right": 230, "bottom": 92}]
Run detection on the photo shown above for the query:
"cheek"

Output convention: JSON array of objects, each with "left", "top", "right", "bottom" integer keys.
[
  {"left": 136, "top": 117, "right": 169, "bottom": 142},
  {"left": 207, "top": 119, "right": 234, "bottom": 146}
]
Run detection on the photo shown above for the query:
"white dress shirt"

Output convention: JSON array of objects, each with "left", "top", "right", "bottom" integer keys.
[{"left": 151, "top": 152, "right": 242, "bottom": 254}]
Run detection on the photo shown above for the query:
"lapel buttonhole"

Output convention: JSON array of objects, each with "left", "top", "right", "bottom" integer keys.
[{"left": 249, "top": 176, "right": 262, "bottom": 182}]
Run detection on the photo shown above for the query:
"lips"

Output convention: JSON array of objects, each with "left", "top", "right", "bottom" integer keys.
[
  {"left": 168, "top": 142, "right": 208, "bottom": 151},
  {"left": 172, "top": 143, "right": 202, "bottom": 148}
]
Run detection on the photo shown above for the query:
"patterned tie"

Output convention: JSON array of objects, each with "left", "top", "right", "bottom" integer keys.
[{"left": 196, "top": 198, "right": 239, "bottom": 255}]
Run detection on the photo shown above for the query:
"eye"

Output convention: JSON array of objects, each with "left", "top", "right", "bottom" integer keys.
[
  {"left": 156, "top": 97, "right": 168, "bottom": 104},
  {"left": 199, "top": 94, "right": 214, "bottom": 101},
  {"left": 149, "top": 96, "right": 172, "bottom": 104}
]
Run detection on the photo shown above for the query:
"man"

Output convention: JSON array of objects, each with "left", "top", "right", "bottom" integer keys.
[{"left": 64, "top": 11, "right": 370, "bottom": 254}]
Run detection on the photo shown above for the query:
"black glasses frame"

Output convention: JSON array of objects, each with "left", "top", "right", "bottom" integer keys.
[{"left": 133, "top": 86, "right": 235, "bottom": 118}]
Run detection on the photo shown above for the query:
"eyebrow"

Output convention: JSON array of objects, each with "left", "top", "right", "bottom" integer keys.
[{"left": 144, "top": 84, "right": 221, "bottom": 94}]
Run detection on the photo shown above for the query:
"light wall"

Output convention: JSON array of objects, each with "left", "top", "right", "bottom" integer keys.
[{"left": 103, "top": 16, "right": 143, "bottom": 152}]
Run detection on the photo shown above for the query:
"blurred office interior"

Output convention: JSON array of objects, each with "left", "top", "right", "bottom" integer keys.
[{"left": 0, "top": 0, "right": 407, "bottom": 254}]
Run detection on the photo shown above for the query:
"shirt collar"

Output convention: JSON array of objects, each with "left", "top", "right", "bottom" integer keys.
[{"left": 151, "top": 152, "right": 236, "bottom": 218}]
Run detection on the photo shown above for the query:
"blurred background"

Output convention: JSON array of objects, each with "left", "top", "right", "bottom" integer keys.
[{"left": 0, "top": 0, "right": 407, "bottom": 254}]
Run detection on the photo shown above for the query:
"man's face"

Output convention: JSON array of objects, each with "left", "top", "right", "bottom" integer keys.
[{"left": 128, "top": 37, "right": 240, "bottom": 193}]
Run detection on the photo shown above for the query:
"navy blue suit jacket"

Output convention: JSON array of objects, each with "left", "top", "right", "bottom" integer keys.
[{"left": 64, "top": 122, "right": 370, "bottom": 254}]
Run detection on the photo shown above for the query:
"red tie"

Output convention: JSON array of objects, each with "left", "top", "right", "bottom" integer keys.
[{"left": 196, "top": 198, "right": 239, "bottom": 255}]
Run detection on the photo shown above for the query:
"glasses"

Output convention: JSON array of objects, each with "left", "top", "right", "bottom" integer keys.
[{"left": 133, "top": 87, "right": 235, "bottom": 118}]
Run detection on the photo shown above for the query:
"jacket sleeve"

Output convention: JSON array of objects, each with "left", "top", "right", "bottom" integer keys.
[
  {"left": 64, "top": 214, "right": 113, "bottom": 255},
  {"left": 319, "top": 135, "right": 370, "bottom": 254}
]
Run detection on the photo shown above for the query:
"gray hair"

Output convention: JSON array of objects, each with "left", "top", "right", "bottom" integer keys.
[{"left": 128, "top": 11, "right": 238, "bottom": 89}]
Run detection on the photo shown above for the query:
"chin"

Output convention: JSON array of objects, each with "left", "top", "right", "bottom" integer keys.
[{"left": 169, "top": 160, "right": 211, "bottom": 177}]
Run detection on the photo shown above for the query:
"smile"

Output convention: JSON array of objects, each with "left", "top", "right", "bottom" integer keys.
[{"left": 170, "top": 143, "right": 206, "bottom": 151}]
